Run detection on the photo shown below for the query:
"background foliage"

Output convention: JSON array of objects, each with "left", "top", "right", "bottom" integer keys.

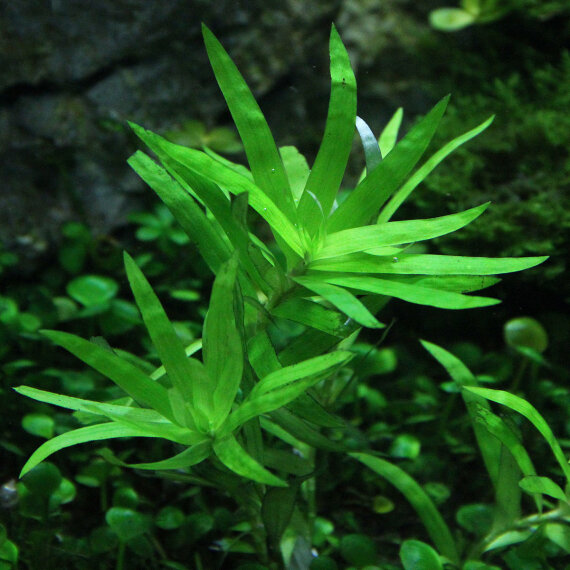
[{"left": 1, "top": 2, "right": 569, "bottom": 569}]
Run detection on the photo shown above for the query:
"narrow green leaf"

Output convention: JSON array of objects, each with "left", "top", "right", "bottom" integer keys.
[
  {"left": 157, "top": 160, "right": 267, "bottom": 293},
  {"left": 20, "top": 422, "right": 161, "bottom": 477},
  {"left": 297, "top": 25, "right": 357, "bottom": 236},
  {"left": 248, "top": 331, "right": 282, "bottom": 379},
  {"left": 493, "top": 445, "right": 522, "bottom": 531},
  {"left": 350, "top": 452, "right": 459, "bottom": 564},
  {"left": 328, "top": 96, "right": 450, "bottom": 232},
  {"left": 271, "top": 297, "right": 349, "bottom": 337},
  {"left": 310, "top": 253, "right": 549, "bottom": 275},
  {"left": 129, "top": 123, "right": 304, "bottom": 263},
  {"left": 293, "top": 275, "right": 384, "bottom": 328},
  {"left": 378, "top": 116, "right": 495, "bottom": 222},
  {"left": 17, "top": 385, "right": 205, "bottom": 446},
  {"left": 100, "top": 440, "right": 212, "bottom": 471},
  {"left": 224, "top": 354, "right": 351, "bottom": 433},
  {"left": 287, "top": 393, "right": 344, "bottom": 428},
  {"left": 279, "top": 146, "right": 310, "bottom": 206},
  {"left": 213, "top": 434, "right": 287, "bottom": 487},
  {"left": 127, "top": 151, "right": 230, "bottom": 273},
  {"left": 379, "top": 107, "right": 403, "bottom": 157},
  {"left": 473, "top": 406, "right": 538, "bottom": 490},
  {"left": 318, "top": 274, "right": 499, "bottom": 310},
  {"left": 203, "top": 255, "right": 244, "bottom": 426},
  {"left": 317, "top": 203, "right": 490, "bottom": 260},
  {"left": 202, "top": 24, "right": 296, "bottom": 222},
  {"left": 150, "top": 339, "right": 203, "bottom": 381},
  {"left": 421, "top": 340, "right": 501, "bottom": 487},
  {"left": 519, "top": 475, "right": 567, "bottom": 502},
  {"left": 262, "top": 486, "right": 298, "bottom": 550},
  {"left": 16, "top": 386, "right": 162, "bottom": 424},
  {"left": 464, "top": 387, "right": 570, "bottom": 482},
  {"left": 203, "top": 146, "right": 253, "bottom": 180},
  {"left": 40, "top": 330, "right": 174, "bottom": 422},
  {"left": 279, "top": 327, "right": 341, "bottom": 366},
  {"left": 264, "top": 409, "right": 343, "bottom": 451},
  {"left": 356, "top": 116, "right": 382, "bottom": 173},
  {"left": 388, "top": 275, "right": 501, "bottom": 293},
  {"left": 124, "top": 252, "right": 210, "bottom": 428},
  {"left": 251, "top": 351, "right": 353, "bottom": 399}
]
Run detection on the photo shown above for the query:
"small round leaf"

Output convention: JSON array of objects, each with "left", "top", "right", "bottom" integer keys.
[
  {"left": 66, "top": 275, "right": 118, "bottom": 307},
  {"left": 22, "top": 414, "right": 55, "bottom": 439},
  {"left": 340, "top": 534, "right": 377, "bottom": 566},
  {"left": 400, "top": 540, "right": 443, "bottom": 570},
  {"left": 156, "top": 506, "right": 185, "bottom": 530},
  {"left": 504, "top": 317, "right": 548, "bottom": 353},
  {"left": 106, "top": 507, "right": 151, "bottom": 542},
  {"left": 22, "top": 462, "right": 62, "bottom": 497}
]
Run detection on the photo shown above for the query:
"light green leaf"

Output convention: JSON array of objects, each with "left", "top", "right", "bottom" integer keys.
[
  {"left": 297, "top": 25, "right": 356, "bottom": 236},
  {"left": 519, "top": 475, "right": 567, "bottom": 502},
  {"left": 100, "top": 440, "right": 212, "bottom": 471},
  {"left": 483, "top": 529, "right": 533, "bottom": 552},
  {"left": 328, "top": 96, "right": 449, "bottom": 232},
  {"left": 15, "top": 386, "right": 202, "bottom": 446},
  {"left": 150, "top": 339, "right": 203, "bottom": 381},
  {"left": 464, "top": 387, "right": 570, "bottom": 482},
  {"left": 310, "top": 253, "right": 548, "bottom": 275},
  {"left": 124, "top": 252, "right": 209, "bottom": 429},
  {"left": 203, "top": 255, "right": 244, "bottom": 427},
  {"left": 20, "top": 422, "right": 162, "bottom": 477},
  {"left": 127, "top": 151, "right": 230, "bottom": 273},
  {"left": 429, "top": 8, "right": 477, "bottom": 32},
  {"left": 224, "top": 352, "right": 352, "bottom": 433},
  {"left": 293, "top": 275, "right": 384, "bottom": 328},
  {"left": 350, "top": 452, "right": 459, "bottom": 564},
  {"left": 40, "top": 330, "right": 174, "bottom": 423},
  {"left": 317, "top": 274, "right": 499, "bottom": 309},
  {"left": 389, "top": 274, "right": 501, "bottom": 293},
  {"left": 544, "top": 523, "right": 570, "bottom": 554},
  {"left": 379, "top": 107, "right": 403, "bottom": 157},
  {"left": 400, "top": 539, "right": 443, "bottom": 570},
  {"left": 17, "top": 386, "right": 166, "bottom": 423},
  {"left": 67, "top": 275, "right": 118, "bottom": 307},
  {"left": 157, "top": 160, "right": 267, "bottom": 293},
  {"left": 318, "top": 203, "right": 489, "bottom": 260},
  {"left": 201, "top": 25, "right": 296, "bottom": 222},
  {"left": 213, "top": 434, "right": 287, "bottom": 487},
  {"left": 280, "top": 146, "right": 310, "bottom": 206},
  {"left": 203, "top": 146, "right": 254, "bottom": 180},
  {"left": 356, "top": 116, "right": 382, "bottom": 173},
  {"left": 251, "top": 351, "right": 353, "bottom": 399},
  {"left": 129, "top": 123, "right": 304, "bottom": 264},
  {"left": 379, "top": 116, "right": 494, "bottom": 222}
]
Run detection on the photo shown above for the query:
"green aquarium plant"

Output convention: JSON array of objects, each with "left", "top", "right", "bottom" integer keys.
[{"left": 16, "top": 24, "right": 548, "bottom": 567}]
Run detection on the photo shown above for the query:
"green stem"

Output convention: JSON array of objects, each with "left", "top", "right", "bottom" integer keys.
[{"left": 116, "top": 541, "right": 126, "bottom": 570}]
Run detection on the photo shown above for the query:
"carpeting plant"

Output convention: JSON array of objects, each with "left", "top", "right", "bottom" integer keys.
[{"left": 17, "top": 24, "right": 548, "bottom": 567}]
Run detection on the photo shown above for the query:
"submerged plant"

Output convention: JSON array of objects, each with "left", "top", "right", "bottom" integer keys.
[{"left": 16, "top": 24, "right": 548, "bottom": 568}]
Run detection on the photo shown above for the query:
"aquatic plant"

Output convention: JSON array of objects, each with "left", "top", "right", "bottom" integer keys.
[{"left": 15, "top": 24, "right": 551, "bottom": 568}]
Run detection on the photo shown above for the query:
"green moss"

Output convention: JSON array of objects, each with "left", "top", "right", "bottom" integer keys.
[{"left": 407, "top": 52, "right": 570, "bottom": 293}]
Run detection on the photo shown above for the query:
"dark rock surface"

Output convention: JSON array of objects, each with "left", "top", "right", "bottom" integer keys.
[{"left": 0, "top": 0, "right": 438, "bottom": 274}]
